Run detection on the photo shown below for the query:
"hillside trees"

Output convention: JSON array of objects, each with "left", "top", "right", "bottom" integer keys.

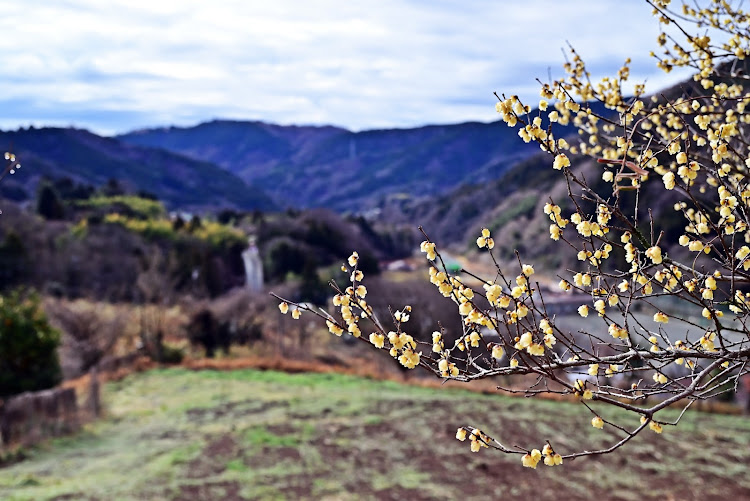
[
  {"left": 0, "top": 290, "right": 62, "bottom": 398},
  {"left": 275, "top": 0, "right": 750, "bottom": 466}
]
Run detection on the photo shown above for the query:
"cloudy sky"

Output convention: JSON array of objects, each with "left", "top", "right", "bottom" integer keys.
[{"left": 0, "top": 1, "right": 692, "bottom": 135}]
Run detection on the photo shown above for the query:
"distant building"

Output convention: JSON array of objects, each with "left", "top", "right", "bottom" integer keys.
[{"left": 385, "top": 259, "right": 415, "bottom": 272}]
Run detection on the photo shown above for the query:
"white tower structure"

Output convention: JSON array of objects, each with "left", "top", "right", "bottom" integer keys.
[{"left": 242, "top": 236, "right": 263, "bottom": 292}]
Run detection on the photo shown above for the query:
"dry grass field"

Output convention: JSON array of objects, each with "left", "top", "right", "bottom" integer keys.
[{"left": 1, "top": 368, "right": 750, "bottom": 500}]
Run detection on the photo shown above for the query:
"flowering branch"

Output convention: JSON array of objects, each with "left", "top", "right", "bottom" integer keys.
[{"left": 274, "top": 0, "right": 750, "bottom": 468}]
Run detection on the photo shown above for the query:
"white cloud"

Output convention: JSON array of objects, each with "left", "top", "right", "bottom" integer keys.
[{"left": 0, "top": 1, "right": 694, "bottom": 134}]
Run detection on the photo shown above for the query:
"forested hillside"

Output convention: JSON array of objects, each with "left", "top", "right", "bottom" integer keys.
[
  {"left": 119, "top": 119, "right": 543, "bottom": 210},
  {"left": 0, "top": 127, "right": 275, "bottom": 211}
]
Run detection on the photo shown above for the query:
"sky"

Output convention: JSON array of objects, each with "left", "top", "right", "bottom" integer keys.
[{"left": 0, "top": 1, "right": 693, "bottom": 136}]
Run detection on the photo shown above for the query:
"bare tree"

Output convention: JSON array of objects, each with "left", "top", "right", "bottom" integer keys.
[
  {"left": 135, "top": 246, "right": 179, "bottom": 361},
  {"left": 45, "top": 299, "right": 126, "bottom": 378}
]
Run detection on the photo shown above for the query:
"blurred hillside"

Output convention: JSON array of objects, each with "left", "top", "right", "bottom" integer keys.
[{"left": 118, "top": 119, "right": 543, "bottom": 211}]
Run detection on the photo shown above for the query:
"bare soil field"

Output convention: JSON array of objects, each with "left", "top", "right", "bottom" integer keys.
[{"left": 1, "top": 368, "right": 750, "bottom": 500}]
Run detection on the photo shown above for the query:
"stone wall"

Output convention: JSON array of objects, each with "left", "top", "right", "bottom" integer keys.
[{"left": 0, "top": 386, "right": 80, "bottom": 450}]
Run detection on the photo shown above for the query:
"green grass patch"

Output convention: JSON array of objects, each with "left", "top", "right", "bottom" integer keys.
[
  {"left": 245, "top": 426, "right": 301, "bottom": 448},
  {"left": 225, "top": 458, "right": 248, "bottom": 472}
]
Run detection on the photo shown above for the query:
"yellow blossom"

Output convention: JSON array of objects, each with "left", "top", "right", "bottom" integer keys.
[
  {"left": 700, "top": 331, "right": 716, "bottom": 351},
  {"left": 705, "top": 276, "right": 717, "bottom": 290},
  {"left": 486, "top": 284, "right": 503, "bottom": 304},
  {"left": 516, "top": 331, "right": 533, "bottom": 350},
  {"left": 553, "top": 153, "right": 571, "bottom": 170},
  {"left": 543, "top": 333, "right": 556, "bottom": 348},
  {"left": 347, "top": 252, "right": 359, "bottom": 267},
  {"left": 492, "top": 345, "right": 504, "bottom": 359},
  {"left": 527, "top": 343, "right": 545, "bottom": 356},
  {"left": 369, "top": 333, "right": 385, "bottom": 348},
  {"left": 394, "top": 310, "right": 409, "bottom": 322},
  {"left": 327, "top": 320, "right": 344, "bottom": 336},
  {"left": 594, "top": 299, "right": 606, "bottom": 316},
  {"left": 591, "top": 416, "right": 604, "bottom": 429},
  {"left": 398, "top": 348, "right": 420, "bottom": 369},
  {"left": 438, "top": 358, "right": 449, "bottom": 373},
  {"left": 608, "top": 323, "right": 627, "bottom": 339},
  {"left": 539, "top": 318, "right": 553, "bottom": 334},
  {"left": 654, "top": 311, "right": 669, "bottom": 323},
  {"left": 645, "top": 246, "right": 663, "bottom": 264},
  {"left": 522, "top": 449, "right": 542, "bottom": 468},
  {"left": 468, "top": 331, "right": 481, "bottom": 347},
  {"left": 461, "top": 303, "right": 478, "bottom": 319},
  {"left": 662, "top": 172, "right": 675, "bottom": 190},
  {"left": 420, "top": 241, "right": 437, "bottom": 260}
]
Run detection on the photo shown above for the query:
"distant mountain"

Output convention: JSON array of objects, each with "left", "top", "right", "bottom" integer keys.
[
  {"left": 118, "top": 119, "right": 543, "bottom": 211},
  {"left": 0, "top": 127, "right": 276, "bottom": 211}
]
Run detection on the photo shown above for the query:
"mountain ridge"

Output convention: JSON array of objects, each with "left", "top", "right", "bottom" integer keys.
[
  {"left": 0, "top": 126, "right": 276, "bottom": 211},
  {"left": 118, "top": 118, "right": 543, "bottom": 211}
]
